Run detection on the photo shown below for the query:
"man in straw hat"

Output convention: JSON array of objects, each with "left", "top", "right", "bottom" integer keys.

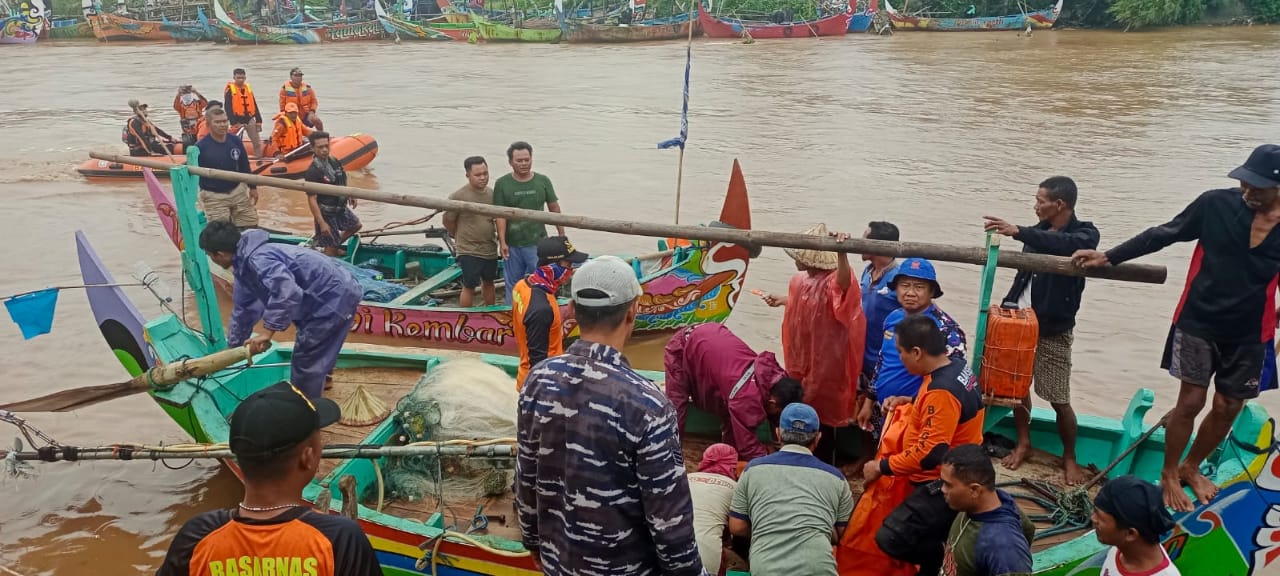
[
  {"left": 762, "top": 223, "right": 866, "bottom": 466},
  {"left": 1073, "top": 144, "right": 1280, "bottom": 512}
]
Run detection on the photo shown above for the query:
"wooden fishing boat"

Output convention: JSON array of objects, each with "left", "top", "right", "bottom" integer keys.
[
  {"left": 697, "top": 2, "right": 851, "bottom": 39},
  {"left": 1, "top": 0, "right": 46, "bottom": 44},
  {"left": 563, "top": 12, "right": 698, "bottom": 43},
  {"left": 78, "top": 222, "right": 1280, "bottom": 576},
  {"left": 87, "top": 11, "right": 214, "bottom": 41},
  {"left": 884, "top": 0, "right": 1062, "bottom": 30},
  {"left": 425, "top": 21, "right": 478, "bottom": 41},
  {"left": 470, "top": 12, "right": 561, "bottom": 42},
  {"left": 141, "top": 155, "right": 755, "bottom": 354},
  {"left": 375, "top": 0, "right": 456, "bottom": 40},
  {"left": 847, "top": 0, "right": 877, "bottom": 31},
  {"left": 75, "top": 133, "right": 378, "bottom": 179},
  {"left": 209, "top": 0, "right": 383, "bottom": 43},
  {"left": 47, "top": 16, "right": 92, "bottom": 38}
]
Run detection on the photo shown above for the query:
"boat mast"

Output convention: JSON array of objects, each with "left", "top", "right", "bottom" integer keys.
[{"left": 170, "top": 148, "right": 228, "bottom": 348}]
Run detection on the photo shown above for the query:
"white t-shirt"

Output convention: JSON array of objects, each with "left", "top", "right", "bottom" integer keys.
[
  {"left": 688, "top": 472, "right": 737, "bottom": 575},
  {"left": 1102, "top": 547, "right": 1181, "bottom": 576}
]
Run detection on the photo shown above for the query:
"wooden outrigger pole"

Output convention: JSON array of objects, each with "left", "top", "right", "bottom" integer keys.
[
  {"left": 87, "top": 152, "right": 1168, "bottom": 284},
  {"left": 659, "top": 2, "right": 697, "bottom": 224}
]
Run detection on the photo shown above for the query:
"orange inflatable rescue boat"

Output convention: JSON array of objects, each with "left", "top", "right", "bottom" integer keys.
[{"left": 76, "top": 133, "right": 378, "bottom": 179}]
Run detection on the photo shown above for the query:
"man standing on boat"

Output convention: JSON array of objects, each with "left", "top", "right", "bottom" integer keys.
[
  {"left": 304, "top": 131, "right": 361, "bottom": 257},
  {"left": 196, "top": 107, "right": 259, "bottom": 230},
  {"left": 762, "top": 224, "right": 865, "bottom": 467},
  {"left": 512, "top": 236, "right": 588, "bottom": 389},
  {"left": 1073, "top": 144, "right": 1280, "bottom": 512},
  {"left": 444, "top": 156, "right": 500, "bottom": 307},
  {"left": 224, "top": 68, "right": 264, "bottom": 158},
  {"left": 983, "top": 176, "right": 1099, "bottom": 486},
  {"left": 664, "top": 322, "right": 805, "bottom": 462},
  {"left": 494, "top": 141, "right": 565, "bottom": 304},
  {"left": 859, "top": 221, "right": 903, "bottom": 385},
  {"left": 173, "top": 85, "right": 207, "bottom": 147},
  {"left": 516, "top": 256, "right": 704, "bottom": 576},
  {"left": 199, "top": 221, "right": 362, "bottom": 399},
  {"left": 156, "top": 381, "right": 381, "bottom": 576},
  {"left": 280, "top": 67, "right": 324, "bottom": 131}
]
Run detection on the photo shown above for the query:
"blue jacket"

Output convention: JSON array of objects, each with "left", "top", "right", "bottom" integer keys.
[
  {"left": 968, "top": 490, "right": 1034, "bottom": 576},
  {"left": 227, "top": 229, "right": 361, "bottom": 346}
]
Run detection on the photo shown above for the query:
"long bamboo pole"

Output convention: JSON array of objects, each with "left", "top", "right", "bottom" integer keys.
[
  {"left": 88, "top": 152, "right": 1168, "bottom": 284},
  {"left": 1, "top": 442, "right": 516, "bottom": 462}
]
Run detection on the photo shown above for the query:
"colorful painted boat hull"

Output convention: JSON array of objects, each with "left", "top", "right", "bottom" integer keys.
[
  {"left": 427, "top": 21, "right": 479, "bottom": 41},
  {"left": 375, "top": 0, "right": 456, "bottom": 40},
  {"left": 697, "top": 3, "right": 851, "bottom": 39},
  {"left": 884, "top": 0, "right": 1062, "bottom": 30},
  {"left": 563, "top": 18, "right": 698, "bottom": 43},
  {"left": 470, "top": 13, "right": 560, "bottom": 42},
  {"left": 847, "top": 0, "right": 878, "bottom": 31},
  {"left": 79, "top": 232, "right": 1280, "bottom": 576},
  {"left": 1, "top": 0, "right": 47, "bottom": 44},
  {"left": 88, "top": 12, "right": 211, "bottom": 41}
]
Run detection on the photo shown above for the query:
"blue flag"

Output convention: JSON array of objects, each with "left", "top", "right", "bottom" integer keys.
[
  {"left": 4, "top": 288, "right": 59, "bottom": 340},
  {"left": 658, "top": 38, "right": 692, "bottom": 150}
]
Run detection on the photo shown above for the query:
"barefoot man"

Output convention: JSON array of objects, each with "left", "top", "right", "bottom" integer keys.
[
  {"left": 1073, "top": 144, "right": 1280, "bottom": 511},
  {"left": 984, "top": 176, "right": 1099, "bottom": 485}
]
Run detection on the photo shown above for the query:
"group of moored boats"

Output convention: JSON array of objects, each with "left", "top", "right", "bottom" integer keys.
[{"left": 5, "top": 0, "right": 1066, "bottom": 45}]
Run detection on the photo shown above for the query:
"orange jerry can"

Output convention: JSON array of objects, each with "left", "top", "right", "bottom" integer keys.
[{"left": 979, "top": 306, "right": 1039, "bottom": 403}]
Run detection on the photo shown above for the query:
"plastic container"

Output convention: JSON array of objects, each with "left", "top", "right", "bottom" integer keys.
[{"left": 979, "top": 306, "right": 1039, "bottom": 403}]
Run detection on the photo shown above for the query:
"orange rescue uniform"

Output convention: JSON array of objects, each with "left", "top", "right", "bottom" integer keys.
[
  {"left": 173, "top": 93, "right": 208, "bottom": 137},
  {"left": 280, "top": 81, "right": 319, "bottom": 117},
  {"left": 511, "top": 278, "right": 563, "bottom": 389},
  {"left": 272, "top": 112, "right": 314, "bottom": 154},
  {"left": 224, "top": 82, "right": 262, "bottom": 124},
  {"left": 837, "top": 356, "right": 986, "bottom": 575}
]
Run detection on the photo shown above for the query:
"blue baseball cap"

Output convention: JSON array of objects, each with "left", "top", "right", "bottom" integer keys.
[
  {"left": 889, "top": 257, "right": 944, "bottom": 298},
  {"left": 780, "top": 402, "right": 820, "bottom": 434}
]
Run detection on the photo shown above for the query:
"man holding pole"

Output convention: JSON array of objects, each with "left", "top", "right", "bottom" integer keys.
[
  {"left": 1073, "top": 144, "right": 1280, "bottom": 511},
  {"left": 199, "top": 221, "right": 362, "bottom": 399},
  {"left": 984, "top": 176, "right": 1099, "bottom": 485}
]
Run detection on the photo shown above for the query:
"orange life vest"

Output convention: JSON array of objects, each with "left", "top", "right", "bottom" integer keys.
[
  {"left": 279, "top": 81, "right": 318, "bottom": 116},
  {"left": 512, "top": 278, "right": 563, "bottom": 389},
  {"left": 271, "top": 112, "right": 311, "bottom": 154},
  {"left": 224, "top": 82, "right": 258, "bottom": 119}
]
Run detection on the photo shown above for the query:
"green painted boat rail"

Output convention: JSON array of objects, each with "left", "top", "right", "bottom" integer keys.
[{"left": 173, "top": 147, "right": 226, "bottom": 348}]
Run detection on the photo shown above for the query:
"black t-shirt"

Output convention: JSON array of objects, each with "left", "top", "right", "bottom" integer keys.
[
  {"left": 305, "top": 156, "right": 348, "bottom": 208},
  {"left": 1106, "top": 188, "right": 1280, "bottom": 344},
  {"left": 155, "top": 507, "right": 381, "bottom": 576}
]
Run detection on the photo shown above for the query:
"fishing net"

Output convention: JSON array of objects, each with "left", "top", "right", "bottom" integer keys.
[
  {"left": 333, "top": 258, "right": 409, "bottom": 303},
  {"left": 385, "top": 358, "right": 518, "bottom": 503}
]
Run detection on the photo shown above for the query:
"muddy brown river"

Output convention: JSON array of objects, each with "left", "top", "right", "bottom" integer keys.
[{"left": 1, "top": 26, "right": 1278, "bottom": 574}]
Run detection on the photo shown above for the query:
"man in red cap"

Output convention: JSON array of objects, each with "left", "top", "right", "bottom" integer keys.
[
  {"left": 1075, "top": 144, "right": 1280, "bottom": 512},
  {"left": 156, "top": 382, "right": 381, "bottom": 576}
]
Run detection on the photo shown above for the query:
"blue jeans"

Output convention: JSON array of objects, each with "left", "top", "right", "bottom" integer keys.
[{"left": 503, "top": 244, "right": 539, "bottom": 303}]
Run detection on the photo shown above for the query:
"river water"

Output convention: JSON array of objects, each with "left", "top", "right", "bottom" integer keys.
[{"left": 1, "top": 26, "right": 1279, "bottom": 574}]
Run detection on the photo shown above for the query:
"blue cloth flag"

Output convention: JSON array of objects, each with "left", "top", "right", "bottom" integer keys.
[
  {"left": 5, "top": 288, "right": 59, "bottom": 340},
  {"left": 658, "top": 38, "right": 692, "bottom": 150}
]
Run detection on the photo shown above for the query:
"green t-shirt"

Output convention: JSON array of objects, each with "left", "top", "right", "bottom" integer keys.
[{"left": 492, "top": 172, "right": 558, "bottom": 248}]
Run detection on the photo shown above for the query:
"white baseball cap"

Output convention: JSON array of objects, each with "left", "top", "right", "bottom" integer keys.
[{"left": 571, "top": 255, "right": 642, "bottom": 307}]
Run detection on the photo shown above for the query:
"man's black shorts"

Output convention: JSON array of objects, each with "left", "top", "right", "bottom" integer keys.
[
  {"left": 1162, "top": 326, "right": 1271, "bottom": 400},
  {"left": 457, "top": 255, "right": 499, "bottom": 289}
]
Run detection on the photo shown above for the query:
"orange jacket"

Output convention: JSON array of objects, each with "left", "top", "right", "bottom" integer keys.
[
  {"left": 880, "top": 358, "right": 985, "bottom": 484},
  {"left": 279, "top": 81, "right": 318, "bottom": 116},
  {"left": 271, "top": 112, "right": 314, "bottom": 154},
  {"left": 512, "top": 278, "right": 562, "bottom": 389},
  {"left": 223, "top": 82, "right": 261, "bottom": 122},
  {"left": 195, "top": 118, "right": 243, "bottom": 141},
  {"left": 173, "top": 92, "right": 207, "bottom": 121}
]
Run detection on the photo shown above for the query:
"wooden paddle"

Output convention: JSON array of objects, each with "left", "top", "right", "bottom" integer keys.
[
  {"left": 251, "top": 141, "right": 314, "bottom": 175},
  {"left": 0, "top": 347, "right": 253, "bottom": 413}
]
